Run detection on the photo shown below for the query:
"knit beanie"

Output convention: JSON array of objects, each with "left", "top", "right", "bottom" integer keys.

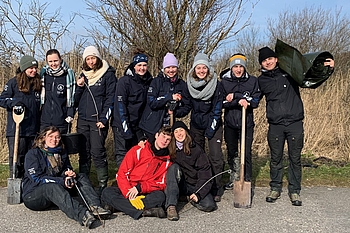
[
  {"left": 229, "top": 54, "right": 247, "bottom": 69},
  {"left": 162, "top": 53, "right": 178, "bottom": 69},
  {"left": 83, "top": 46, "right": 102, "bottom": 61},
  {"left": 258, "top": 47, "right": 277, "bottom": 64},
  {"left": 172, "top": 121, "right": 189, "bottom": 132},
  {"left": 20, "top": 55, "right": 38, "bottom": 72},
  {"left": 133, "top": 54, "right": 148, "bottom": 65},
  {"left": 192, "top": 53, "right": 210, "bottom": 69}
]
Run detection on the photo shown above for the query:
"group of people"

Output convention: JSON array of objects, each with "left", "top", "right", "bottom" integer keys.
[{"left": 0, "top": 44, "right": 334, "bottom": 228}]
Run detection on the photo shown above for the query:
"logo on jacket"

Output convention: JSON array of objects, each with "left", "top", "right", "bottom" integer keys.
[
  {"left": 243, "top": 91, "right": 252, "bottom": 101},
  {"left": 35, "top": 92, "right": 40, "bottom": 100},
  {"left": 57, "top": 84, "right": 65, "bottom": 93}
]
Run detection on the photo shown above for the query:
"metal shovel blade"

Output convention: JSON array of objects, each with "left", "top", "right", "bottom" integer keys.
[
  {"left": 233, "top": 180, "right": 251, "bottom": 208},
  {"left": 7, "top": 178, "right": 22, "bottom": 205}
]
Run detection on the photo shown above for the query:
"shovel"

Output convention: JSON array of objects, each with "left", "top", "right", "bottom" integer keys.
[
  {"left": 7, "top": 107, "right": 25, "bottom": 205},
  {"left": 233, "top": 106, "right": 251, "bottom": 208}
]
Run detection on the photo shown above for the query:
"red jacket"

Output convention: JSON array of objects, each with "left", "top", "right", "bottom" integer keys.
[{"left": 116, "top": 142, "right": 172, "bottom": 198}]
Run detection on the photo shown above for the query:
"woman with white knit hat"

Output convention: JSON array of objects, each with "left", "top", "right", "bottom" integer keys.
[{"left": 74, "top": 45, "right": 117, "bottom": 192}]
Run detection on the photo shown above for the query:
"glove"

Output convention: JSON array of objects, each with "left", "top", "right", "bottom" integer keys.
[
  {"left": 129, "top": 195, "right": 146, "bottom": 210},
  {"left": 65, "top": 116, "right": 74, "bottom": 123},
  {"left": 13, "top": 102, "right": 25, "bottom": 115},
  {"left": 166, "top": 100, "right": 178, "bottom": 111}
]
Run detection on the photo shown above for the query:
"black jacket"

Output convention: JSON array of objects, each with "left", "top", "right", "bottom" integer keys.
[
  {"left": 0, "top": 77, "right": 40, "bottom": 137},
  {"left": 220, "top": 68, "right": 260, "bottom": 129},
  {"left": 258, "top": 67, "right": 304, "bottom": 125},
  {"left": 174, "top": 143, "right": 212, "bottom": 201},
  {"left": 74, "top": 66, "right": 117, "bottom": 126},
  {"left": 139, "top": 72, "right": 191, "bottom": 134},
  {"left": 112, "top": 64, "right": 153, "bottom": 139}
]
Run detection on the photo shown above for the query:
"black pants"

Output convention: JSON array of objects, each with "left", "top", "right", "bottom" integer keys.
[
  {"left": 7, "top": 136, "right": 34, "bottom": 178},
  {"left": 77, "top": 119, "right": 108, "bottom": 173},
  {"left": 23, "top": 173, "right": 100, "bottom": 225},
  {"left": 101, "top": 186, "right": 165, "bottom": 220},
  {"left": 224, "top": 125, "right": 254, "bottom": 181},
  {"left": 190, "top": 126, "right": 224, "bottom": 197},
  {"left": 268, "top": 121, "right": 304, "bottom": 194},
  {"left": 165, "top": 163, "right": 217, "bottom": 212}
]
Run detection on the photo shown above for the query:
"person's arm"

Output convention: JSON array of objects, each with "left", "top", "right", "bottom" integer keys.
[
  {"left": 204, "top": 82, "right": 223, "bottom": 139},
  {"left": 99, "top": 70, "right": 117, "bottom": 126},
  {"left": 116, "top": 147, "right": 138, "bottom": 198},
  {"left": 192, "top": 147, "right": 212, "bottom": 202},
  {"left": 147, "top": 78, "right": 172, "bottom": 110},
  {"left": 0, "top": 79, "right": 21, "bottom": 109},
  {"left": 115, "top": 77, "right": 133, "bottom": 139},
  {"left": 174, "top": 81, "right": 191, "bottom": 118}
]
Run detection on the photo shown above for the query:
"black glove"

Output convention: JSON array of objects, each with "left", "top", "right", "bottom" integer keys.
[
  {"left": 13, "top": 102, "right": 25, "bottom": 115},
  {"left": 166, "top": 100, "right": 178, "bottom": 111}
]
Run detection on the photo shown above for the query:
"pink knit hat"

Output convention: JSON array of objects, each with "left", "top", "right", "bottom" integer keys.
[{"left": 162, "top": 53, "right": 178, "bottom": 69}]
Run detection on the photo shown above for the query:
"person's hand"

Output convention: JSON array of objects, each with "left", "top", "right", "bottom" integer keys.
[
  {"left": 65, "top": 169, "right": 76, "bottom": 178},
  {"left": 138, "top": 140, "right": 147, "bottom": 149},
  {"left": 65, "top": 177, "right": 75, "bottom": 188},
  {"left": 96, "top": 122, "right": 105, "bottom": 128},
  {"left": 65, "top": 116, "right": 74, "bottom": 123},
  {"left": 77, "top": 76, "right": 85, "bottom": 87},
  {"left": 324, "top": 59, "right": 335, "bottom": 68},
  {"left": 127, "top": 186, "right": 139, "bottom": 200},
  {"left": 238, "top": 99, "right": 249, "bottom": 109},
  {"left": 129, "top": 195, "right": 146, "bottom": 210},
  {"left": 172, "top": 93, "right": 182, "bottom": 101},
  {"left": 226, "top": 93, "right": 234, "bottom": 102},
  {"left": 13, "top": 102, "right": 25, "bottom": 115},
  {"left": 189, "top": 193, "right": 198, "bottom": 203},
  {"left": 168, "top": 109, "right": 173, "bottom": 115}
]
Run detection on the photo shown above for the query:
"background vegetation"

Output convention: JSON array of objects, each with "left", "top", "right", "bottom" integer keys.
[{"left": 0, "top": 0, "right": 349, "bottom": 185}]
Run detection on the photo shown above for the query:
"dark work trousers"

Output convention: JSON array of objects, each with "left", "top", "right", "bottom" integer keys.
[
  {"left": 22, "top": 173, "right": 100, "bottom": 225},
  {"left": 101, "top": 186, "right": 165, "bottom": 220},
  {"left": 268, "top": 121, "right": 304, "bottom": 194},
  {"left": 7, "top": 136, "right": 34, "bottom": 178},
  {"left": 77, "top": 119, "right": 108, "bottom": 174},
  {"left": 165, "top": 163, "right": 217, "bottom": 212},
  {"left": 224, "top": 125, "right": 254, "bottom": 181},
  {"left": 190, "top": 126, "right": 225, "bottom": 197}
]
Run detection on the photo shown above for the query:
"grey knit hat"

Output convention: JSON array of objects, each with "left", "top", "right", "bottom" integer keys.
[
  {"left": 192, "top": 53, "right": 210, "bottom": 69},
  {"left": 20, "top": 55, "right": 38, "bottom": 72},
  {"left": 229, "top": 54, "right": 247, "bottom": 69}
]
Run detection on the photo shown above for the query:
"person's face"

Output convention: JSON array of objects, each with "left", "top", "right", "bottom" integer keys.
[
  {"left": 195, "top": 64, "right": 208, "bottom": 80},
  {"left": 174, "top": 128, "right": 187, "bottom": 143},
  {"left": 47, "top": 53, "right": 61, "bottom": 70},
  {"left": 45, "top": 130, "right": 61, "bottom": 148},
  {"left": 261, "top": 57, "right": 278, "bottom": 71},
  {"left": 25, "top": 66, "right": 38, "bottom": 78},
  {"left": 154, "top": 132, "right": 172, "bottom": 150},
  {"left": 134, "top": 62, "right": 148, "bottom": 76},
  {"left": 85, "top": 55, "right": 97, "bottom": 69},
  {"left": 164, "top": 66, "right": 178, "bottom": 78},
  {"left": 231, "top": 65, "right": 245, "bottom": 78}
]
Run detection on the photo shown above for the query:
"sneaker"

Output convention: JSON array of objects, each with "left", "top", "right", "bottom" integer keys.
[
  {"left": 142, "top": 207, "right": 166, "bottom": 218},
  {"left": 81, "top": 210, "right": 96, "bottom": 229},
  {"left": 224, "top": 181, "right": 234, "bottom": 190},
  {"left": 90, "top": 206, "right": 112, "bottom": 216},
  {"left": 166, "top": 205, "right": 179, "bottom": 221},
  {"left": 289, "top": 193, "right": 302, "bottom": 206},
  {"left": 266, "top": 190, "right": 281, "bottom": 203}
]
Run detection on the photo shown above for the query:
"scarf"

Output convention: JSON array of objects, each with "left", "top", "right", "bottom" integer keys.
[
  {"left": 187, "top": 71, "right": 218, "bottom": 100},
  {"left": 176, "top": 141, "right": 183, "bottom": 150},
  {"left": 82, "top": 59, "right": 109, "bottom": 86},
  {"left": 40, "top": 60, "right": 76, "bottom": 107},
  {"left": 151, "top": 142, "right": 170, "bottom": 157},
  {"left": 41, "top": 146, "right": 63, "bottom": 176}
]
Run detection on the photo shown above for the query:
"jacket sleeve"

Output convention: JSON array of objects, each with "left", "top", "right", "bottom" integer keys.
[
  {"left": 73, "top": 73, "right": 86, "bottom": 108},
  {"left": 147, "top": 78, "right": 172, "bottom": 110},
  {"left": 205, "top": 82, "right": 223, "bottom": 139},
  {"left": 193, "top": 147, "right": 212, "bottom": 201},
  {"left": 174, "top": 82, "right": 191, "bottom": 118},
  {"left": 0, "top": 79, "right": 20, "bottom": 110},
  {"left": 115, "top": 77, "right": 133, "bottom": 139},
  {"left": 99, "top": 70, "right": 117, "bottom": 125},
  {"left": 248, "top": 77, "right": 261, "bottom": 109}
]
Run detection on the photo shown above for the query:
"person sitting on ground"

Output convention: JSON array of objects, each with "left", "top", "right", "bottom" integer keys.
[
  {"left": 22, "top": 126, "right": 111, "bottom": 229},
  {"left": 101, "top": 126, "right": 173, "bottom": 220},
  {"left": 165, "top": 121, "right": 217, "bottom": 221}
]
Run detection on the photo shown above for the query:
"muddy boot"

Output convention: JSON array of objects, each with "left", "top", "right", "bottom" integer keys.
[{"left": 96, "top": 167, "right": 109, "bottom": 195}]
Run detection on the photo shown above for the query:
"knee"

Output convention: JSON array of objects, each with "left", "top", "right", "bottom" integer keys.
[{"left": 166, "top": 164, "right": 181, "bottom": 181}]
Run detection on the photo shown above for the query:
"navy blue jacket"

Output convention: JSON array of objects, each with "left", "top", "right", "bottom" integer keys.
[
  {"left": 220, "top": 68, "right": 260, "bottom": 129},
  {"left": 189, "top": 81, "right": 223, "bottom": 140},
  {"left": 139, "top": 72, "right": 191, "bottom": 134},
  {"left": 22, "top": 147, "right": 72, "bottom": 198},
  {"left": 112, "top": 64, "right": 153, "bottom": 139},
  {"left": 0, "top": 77, "right": 40, "bottom": 137},
  {"left": 74, "top": 66, "right": 117, "bottom": 126},
  {"left": 40, "top": 72, "right": 75, "bottom": 129},
  {"left": 258, "top": 67, "right": 304, "bottom": 125}
]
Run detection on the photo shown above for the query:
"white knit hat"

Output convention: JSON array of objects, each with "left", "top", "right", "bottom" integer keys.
[{"left": 83, "top": 46, "right": 102, "bottom": 61}]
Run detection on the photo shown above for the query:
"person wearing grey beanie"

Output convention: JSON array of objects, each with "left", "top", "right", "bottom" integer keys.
[{"left": 0, "top": 55, "right": 42, "bottom": 178}]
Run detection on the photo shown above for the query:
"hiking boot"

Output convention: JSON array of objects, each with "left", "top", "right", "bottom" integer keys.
[
  {"left": 266, "top": 190, "right": 281, "bottom": 203},
  {"left": 90, "top": 206, "right": 112, "bottom": 216},
  {"left": 81, "top": 210, "right": 96, "bottom": 229},
  {"left": 142, "top": 207, "right": 166, "bottom": 218},
  {"left": 103, "top": 203, "right": 117, "bottom": 213},
  {"left": 224, "top": 181, "right": 234, "bottom": 190},
  {"left": 289, "top": 193, "right": 302, "bottom": 206},
  {"left": 166, "top": 205, "right": 179, "bottom": 221}
]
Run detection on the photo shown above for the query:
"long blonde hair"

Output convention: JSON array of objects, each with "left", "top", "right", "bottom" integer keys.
[
  {"left": 33, "top": 126, "right": 63, "bottom": 149},
  {"left": 16, "top": 70, "right": 41, "bottom": 94}
]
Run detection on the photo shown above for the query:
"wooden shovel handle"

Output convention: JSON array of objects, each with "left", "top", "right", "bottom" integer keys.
[
  {"left": 12, "top": 108, "right": 25, "bottom": 179},
  {"left": 239, "top": 106, "right": 246, "bottom": 183}
]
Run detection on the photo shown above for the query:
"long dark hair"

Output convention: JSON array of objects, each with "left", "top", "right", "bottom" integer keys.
[
  {"left": 168, "top": 130, "right": 192, "bottom": 161},
  {"left": 16, "top": 70, "right": 41, "bottom": 94},
  {"left": 33, "top": 126, "right": 63, "bottom": 149},
  {"left": 46, "top": 49, "right": 62, "bottom": 60}
]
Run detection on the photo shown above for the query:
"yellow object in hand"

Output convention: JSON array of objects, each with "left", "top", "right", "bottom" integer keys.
[{"left": 129, "top": 195, "right": 146, "bottom": 210}]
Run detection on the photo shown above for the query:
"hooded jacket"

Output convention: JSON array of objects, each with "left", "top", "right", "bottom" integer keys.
[
  {"left": 220, "top": 68, "right": 260, "bottom": 129},
  {"left": 112, "top": 63, "right": 153, "bottom": 139},
  {"left": 258, "top": 67, "right": 304, "bottom": 125},
  {"left": 116, "top": 141, "right": 172, "bottom": 198}
]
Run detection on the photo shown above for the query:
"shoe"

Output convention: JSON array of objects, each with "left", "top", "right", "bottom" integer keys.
[
  {"left": 166, "top": 205, "right": 179, "bottom": 221},
  {"left": 213, "top": 195, "right": 221, "bottom": 202},
  {"left": 142, "top": 207, "right": 166, "bottom": 218},
  {"left": 224, "top": 181, "right": 234, "bottom": 190},
  {"left": 81, "top": 210, "right": 96, "bottom": 229},
  {"left": 103, "top": 204, "right": 117, "bottom": 213},
  {"left": 289, "top": 193, "right": 302, "bottom": 206},
  {"left": 90, "top": 206, "right": 112, "bottom": 216},
  {"left": 266, "top": 190, "right": 281, "bottom": 203}
]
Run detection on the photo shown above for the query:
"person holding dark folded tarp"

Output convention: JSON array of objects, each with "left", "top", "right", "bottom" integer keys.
[{"left": 257, "top": 42, "right": 334, "bottom": 206}]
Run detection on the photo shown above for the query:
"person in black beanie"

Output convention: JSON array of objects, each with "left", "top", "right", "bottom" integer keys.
[{"left": 258, "top": 46, "right": 334, "bottom": 206}]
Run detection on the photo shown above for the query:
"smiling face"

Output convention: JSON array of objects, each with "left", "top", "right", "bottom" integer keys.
[
  {"left": 173, "top": 127, "right": 187, "bottom": 143},
  {"left": 85, "top": 55, "right": 98, "bottom": 69},
  {"left": 261, "top": 57, "right": 278, "bottom": 71},
  {"left": 164, "top": 66, "right": 178, "bottom": 78},
  {"left": 154, "top": 132, "right": 172, "bottom": 150},
  {"left": 134, "top": 62, "right": 148, "bottom": 76},
  {"left": 45, "top": 130, "right": 61, "bottom": 148},
  {"left": 195, "top": 64, "right": 209, "bottom": 80},
  {"left": 231, "top": 64, "right": 245, "bottom": 78},
  {"left": 25, "top": 66, "right": 38, "bottom": 78},
  {"left": 47, "top": 53, "right": 62, "bottom": 70}
]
